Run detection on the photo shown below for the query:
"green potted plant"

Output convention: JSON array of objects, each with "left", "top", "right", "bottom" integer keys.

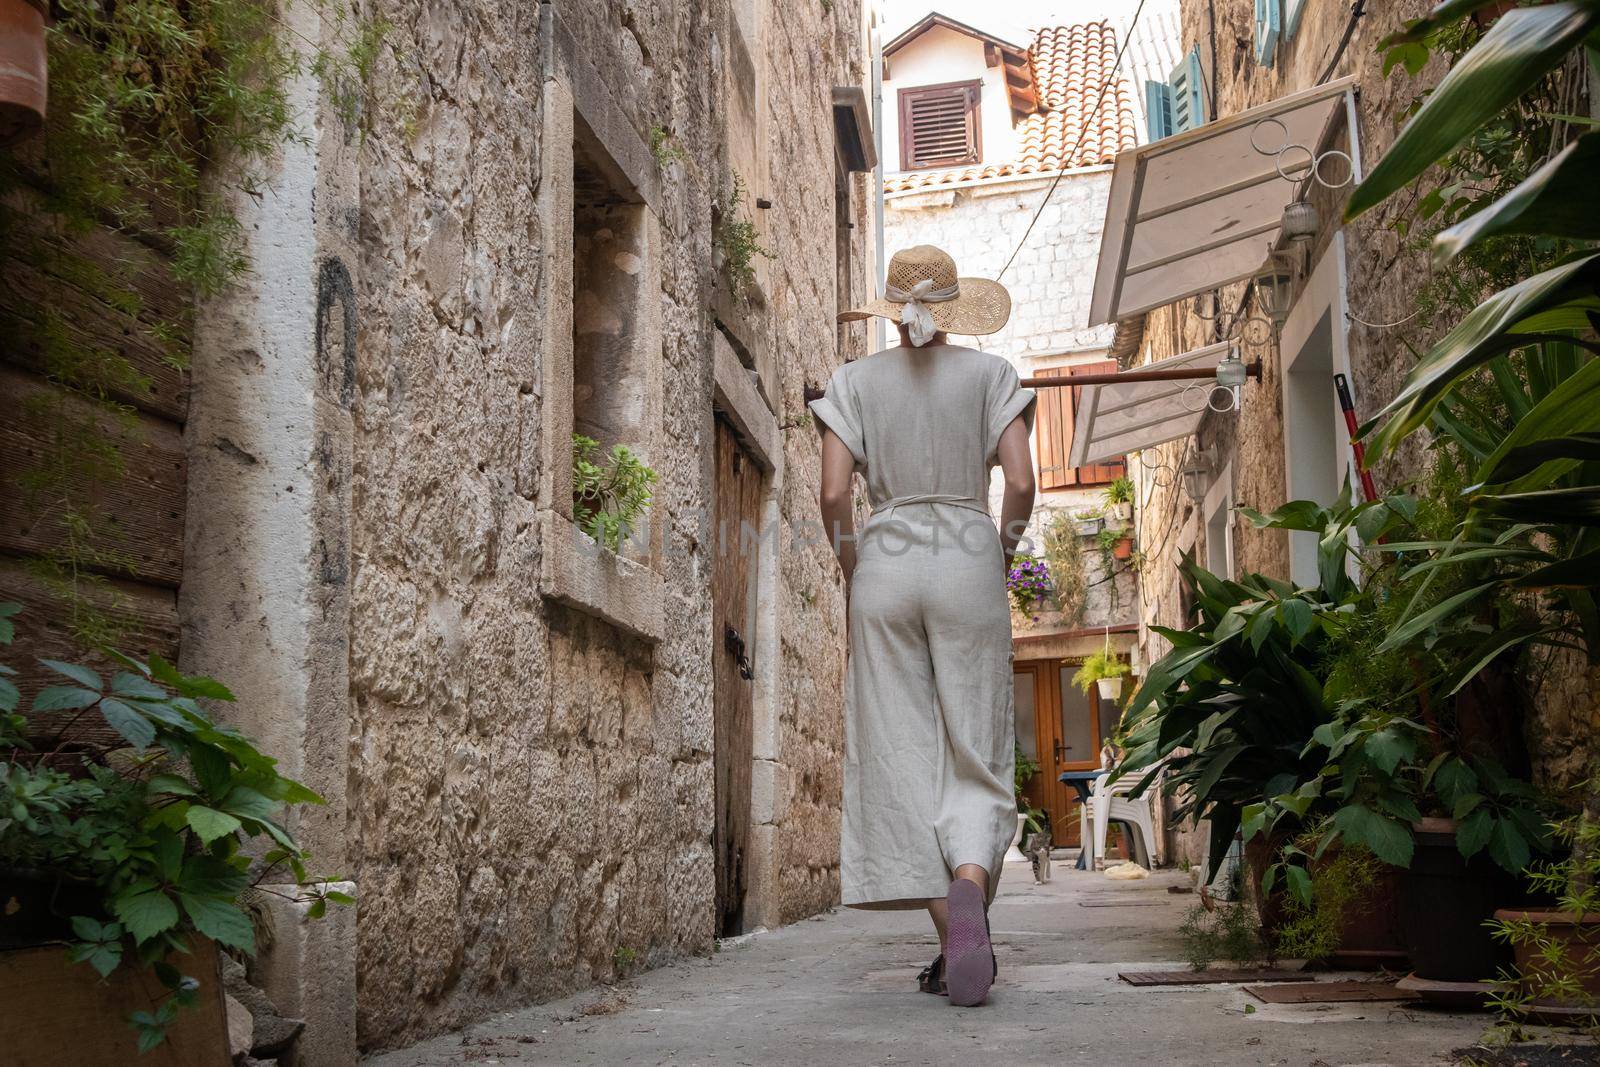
[
  {"left": 1071, "top": 645, "right": 1130, "bottom": 702},
  {"left": 0, "top": 604, "right": 346, "bottom": 1055},
  {"left": 1340, "top": 0, "right": 1600, "bottom": 992},
  {"left": 1103, "top": 475, "right": 1134, "bottom": 523},
  {"left": 1489, "top": 782, "right": 1600, "bottom": 1023}
]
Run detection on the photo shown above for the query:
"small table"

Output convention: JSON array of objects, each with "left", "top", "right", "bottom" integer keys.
[{"left": 1058, "top": 769, "right": 1108, "bottom": 870}]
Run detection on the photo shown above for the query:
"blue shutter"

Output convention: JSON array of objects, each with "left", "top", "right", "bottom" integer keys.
[
  {"left": 1284, "top": 0, "right": 1307, "bottom": 39},
  {"left": 1255, "top": 0, "right": 1282, "bottom": 67},
  {"left": 1169, "top": 47, "right": 1205, "bottom": 133},
  {"left": 1145, "top": 79, "right": 1174, "bottom": 141}
]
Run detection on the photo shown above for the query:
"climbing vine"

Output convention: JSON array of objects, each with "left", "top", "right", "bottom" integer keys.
[{"left": 0, "top": 1, "right": 385, "bottom": 639}]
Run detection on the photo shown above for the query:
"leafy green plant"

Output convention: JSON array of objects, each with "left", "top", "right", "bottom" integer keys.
[
  {"left": 715, "top": 174, "right": 774, "bottom": 296},
  {"left": 1230, "top": 491, "right": 1552, "bottom": 874},
  {"left": 2, "top": 1, "right": 384, "bottom": 638},
  {"left": 1013, "top": 743, "right": 1049, "bottom": 836},
  {"left": 1346, "top": 0, "right": 1600, "bottom": 878},
  {"left": 1070, "top": 647, "right": 1129, "bottom": 694},
  {"left": 1103, "top": 476, "right": 1134, "bottom": 506},
  {"left": 649, "top": 125, "right": 686, "bottom": 167},
  {"left": 572, "top": 434, "right": 658, "bottom": 553},
  {"left": 1486, "top": 783, "right": 1600, "bottom": 1023},
  {"left": 0, "top": 605, "right": 346, "bottom": 1052},
  {"left": 1113, "top": 552, "right": 1352, "bottom": 880},
  {"left": 1264, "top": 834, "right": 1381, "bottom": 963},
  {"left": 1177, "top": 896, "right": 1264, "bottom": 971}
]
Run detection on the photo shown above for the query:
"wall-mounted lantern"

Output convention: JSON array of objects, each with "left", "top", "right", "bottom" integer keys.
[{"left": 1253, "top": 252, "right": 1296, "bottom": 327}]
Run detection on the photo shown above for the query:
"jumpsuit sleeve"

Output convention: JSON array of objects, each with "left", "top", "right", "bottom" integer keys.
[
  {"left": 985, "top": 361, "right": 1037, "bottom": 466},
  {"left": 809, "top": 366, "right": 867, "bottom": 472}
]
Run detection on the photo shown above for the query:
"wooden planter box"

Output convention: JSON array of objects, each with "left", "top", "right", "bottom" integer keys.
[{"left": 0, "top": 937, "right": 231, "bottom": 1065}]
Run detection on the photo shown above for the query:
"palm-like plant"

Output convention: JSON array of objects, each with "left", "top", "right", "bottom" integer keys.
[
  {"left": 1346, "top": 0, "right": 1600, "bottom": 911},
  {"left": 1115, "top": 555, "right": 1343, "bottom": 880}
]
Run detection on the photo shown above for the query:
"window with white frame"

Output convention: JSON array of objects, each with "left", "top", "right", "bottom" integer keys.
[
  {"left": 1279, "top": 237, "right": 1356, "bottom": 588},
  {"left": 1203, "top": 463, "right": 1235, "bottom": 579}
]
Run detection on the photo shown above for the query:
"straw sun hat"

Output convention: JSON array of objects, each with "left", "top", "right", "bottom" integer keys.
[{"left": 838, "top": 244, "right": 1011, "bottom": 345}]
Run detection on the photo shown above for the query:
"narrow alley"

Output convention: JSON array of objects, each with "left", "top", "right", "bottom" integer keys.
[{"left": 371, "top": 863, "right": 1490, "bottom": 1067}]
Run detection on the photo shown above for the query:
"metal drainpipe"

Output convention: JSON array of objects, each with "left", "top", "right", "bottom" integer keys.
[{"left": 871, "top": 22, "right": 886, "bottom": 354}]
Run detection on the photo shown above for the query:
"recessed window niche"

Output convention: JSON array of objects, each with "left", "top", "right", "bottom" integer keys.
[{"left": 569, "top": 118, "right": 661, "bottom": 564}]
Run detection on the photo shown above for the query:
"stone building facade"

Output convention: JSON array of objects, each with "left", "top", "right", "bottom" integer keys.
[
  {"left": 147, "top": 0, "right": 875, "bottom": 1059},
  {"left": 1117, "top": 0, "right": 1597, "bottom": 868}
]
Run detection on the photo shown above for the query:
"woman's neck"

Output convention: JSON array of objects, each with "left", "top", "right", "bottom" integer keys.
[{"left": 896, "top": 325, "right": 948, "bottom": 348}]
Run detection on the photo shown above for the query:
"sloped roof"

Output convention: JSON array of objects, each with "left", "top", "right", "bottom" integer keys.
[{"left": 885, "top": 20, "right": 1138, "bottom": 194}]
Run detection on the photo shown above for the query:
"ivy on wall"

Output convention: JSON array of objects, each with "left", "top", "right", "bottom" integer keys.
[{"left": 0, "top": 1, "right": 385, "bottom": 639}]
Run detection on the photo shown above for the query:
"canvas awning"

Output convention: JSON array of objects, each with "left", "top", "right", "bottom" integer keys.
[
  {"left": 1088, "top": 77, "right": 1358, "bottom": 325},
  {"left": 1068, "top": 341, "right": 1237, "bottom": 466}
]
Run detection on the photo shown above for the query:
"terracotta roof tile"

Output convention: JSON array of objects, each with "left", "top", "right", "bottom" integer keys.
[{"left": 885, "top": 20, "right": 1138, "bottom": 194}]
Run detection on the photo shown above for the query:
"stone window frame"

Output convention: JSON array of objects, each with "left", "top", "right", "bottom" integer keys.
[{"left": 533, "top": 6, "right": 666, "bottom": 642}]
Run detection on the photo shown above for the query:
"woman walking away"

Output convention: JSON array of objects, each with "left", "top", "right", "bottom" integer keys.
[{"left": 810, "top": 245, "right": 1036, "bottom": 1008}]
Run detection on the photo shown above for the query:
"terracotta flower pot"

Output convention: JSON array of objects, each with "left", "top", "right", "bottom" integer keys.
[
  {"left": 0, "top": 0, "right": 48, "bottom": 145},
  {"left": 0, "top": 936, "right": 233, "bottom": 1064},
  {"left": 1112, "top": 536, "right": 1133, "bottom": 561},
  {"left": 1492, "top": 908, "right": 1600, "bottom": 1023},
  {"left": 1244, "top": 834, "right": 1409, "bottom": 968}
]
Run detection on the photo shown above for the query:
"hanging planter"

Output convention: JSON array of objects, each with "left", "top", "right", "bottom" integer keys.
[
  {"left": 1095, "top": 674, "right": 1123, "bottom": 701},
  {"left": 0, "top": 0, "right": 47, "bottom": 145}
]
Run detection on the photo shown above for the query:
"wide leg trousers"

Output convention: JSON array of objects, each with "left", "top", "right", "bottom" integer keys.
[{"left": 839, "top": 502, "right": 1017, "bottom": 909}]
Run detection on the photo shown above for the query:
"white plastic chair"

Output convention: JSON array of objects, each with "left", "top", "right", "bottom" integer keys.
[{"left": 1079, "top": 763, "right": 1159, "bottom": 870}]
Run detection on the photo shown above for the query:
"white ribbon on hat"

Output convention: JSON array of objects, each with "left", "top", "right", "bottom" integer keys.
[{"left": 884, "top": 277, "right": 959, "bottom": 347}]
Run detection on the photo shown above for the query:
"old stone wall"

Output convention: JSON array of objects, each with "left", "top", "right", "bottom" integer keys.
[{"left": 343, "top": 0, "right": 866, "bottom": 1050}]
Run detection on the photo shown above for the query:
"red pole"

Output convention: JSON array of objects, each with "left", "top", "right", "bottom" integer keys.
[{"left": 1334, "top": 373, "right": 1379, "bottom": 504}]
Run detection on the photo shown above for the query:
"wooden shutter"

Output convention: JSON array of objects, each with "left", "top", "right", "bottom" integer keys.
[
  {"left": 1169, "top": 47, "right": 1206, "bottom": 132},
  {"left": 1034, "top": 366, "right": 1076, "bottom": 491},
  {"left": 899, "top": 81, "right": 981, "bottom": 170},
  {"left": 1255, "top": 0, "right": 1282, "bottom": 68},
  {"left": 1034, "top": 362, "right": 1128, "bottom": 491},
  {"left": 1144, "top": 79, "right": 1174, "bottom": 141}
]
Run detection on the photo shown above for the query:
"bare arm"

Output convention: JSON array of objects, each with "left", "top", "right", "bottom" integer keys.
[
  {"left": 819, "top": 428, "right": 858, "bottom": 592},
  {"left": 995, "top": 414, "right": 1036, "bottom": 564}
]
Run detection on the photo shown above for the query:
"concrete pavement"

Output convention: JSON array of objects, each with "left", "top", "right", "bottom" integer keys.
[{"left": 367, "top": 862, "right": 1493, "bottom": 1066}]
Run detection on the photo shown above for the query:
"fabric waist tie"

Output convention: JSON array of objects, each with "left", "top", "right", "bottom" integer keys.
[{"left": 871, "top": 493, "right": 991, "bottom": 519}]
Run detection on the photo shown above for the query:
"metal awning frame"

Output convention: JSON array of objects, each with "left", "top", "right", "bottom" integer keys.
[
  {"left": 1068, "top": 340, "right": 1240, "bottom": 467},
  {"left": 1089, "top": 76, "right": 1361, "bottom": 326}
]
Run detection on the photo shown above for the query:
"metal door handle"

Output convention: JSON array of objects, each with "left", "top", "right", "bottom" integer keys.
[
  {"left": 1053, "top": 739, "right": 1066, "bottom": 764},
  {"left": 724, "top": 626, "right": 754, "bottom": 680}
]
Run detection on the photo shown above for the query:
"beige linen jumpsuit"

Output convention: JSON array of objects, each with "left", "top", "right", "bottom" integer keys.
[{"left": 809, "top": 343, "right": 1036, "bottom": 909}]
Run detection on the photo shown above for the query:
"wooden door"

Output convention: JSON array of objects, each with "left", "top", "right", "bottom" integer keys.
[
  {"left": 712, "top": 417, "right": 764, "bottom": 936},
  {"left": 1013, "top": 658, "right": 1111, "bottom": 846}
]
